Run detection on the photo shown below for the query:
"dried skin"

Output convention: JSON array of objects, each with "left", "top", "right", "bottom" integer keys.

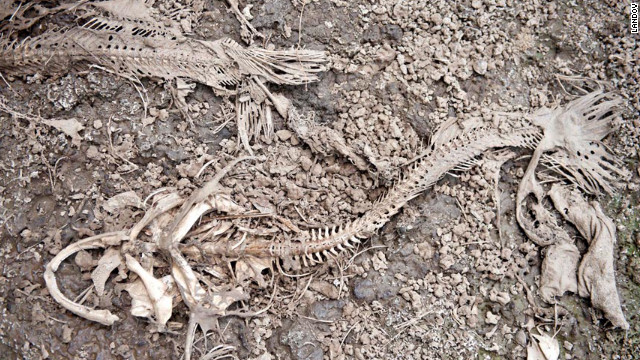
[
  {"left": 538, "top": 240, "right": 579, "bottom": 303},
  {"left": 548, "top": 185, "right": 629, "bottom": 329}
]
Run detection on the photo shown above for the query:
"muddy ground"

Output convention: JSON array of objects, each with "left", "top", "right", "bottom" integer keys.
[{"left": 1, "top": 0, "right": 639, "bottom": 359}]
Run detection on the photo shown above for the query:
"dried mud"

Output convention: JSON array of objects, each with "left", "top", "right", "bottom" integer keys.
[{"left": 1, "top": 0, "right": 639, "bottom": 359}]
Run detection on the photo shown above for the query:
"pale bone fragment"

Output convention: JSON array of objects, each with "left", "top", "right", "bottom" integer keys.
[
  {"left": 168, "top": 193, "right": 244, "bottom": 246},
  {"left": 170, "top": 247, "right": 205, "bottom": 307},
  {"left": 148, "top": 209, "right": 180, "bottom": 249},
  {"left": 478, "top": 149, "right": 516, "bottom": 246},
  {"left": 91, "top": 247, "right": 123, "bottom": 296},
  {"left": 548, "top": 184, "right": 629, "bottom": 329},
  {"left": 235, "top": 78, "right": 279, "bottom": 154},
  {"left": 125, "top": 255, "right": 174, "bottom": 325},
  {"left": 234, "top": 78, "right": 293, "bottom": 153},
  {"left": 122, "top": 275, "right": 176, "bottom": 319},
  {"left": 124, "top": 280, "right": 154, "bottom": 318},
  {"left": 264, "top": 89, "right": 292, "bottom": 120},
  {"left": 527, "top": 341, "right": 545, "bottom": 360},
  {"left": 42, "top": 118, "right": 85, "bottom": 148},
  {"left": 527, "top": 331, "right": 559, "bottom": 360},
  {"left": 44, "top": 231, "right": 127, "bottom": 326},
  {"left": 226, "top": 0, "right": 264, "bottom": 43},
  {"left": 185, "top": 220, "right": 234, "bottom": 240},
  {"left": 242, "top": 4, "right": 253, "bottom": 20},
  {"left": 129, "top": 192, "right": 183, "bottom": 241},
  {"left": 538, "top": 240, "right": 579, "bottom": 303}
]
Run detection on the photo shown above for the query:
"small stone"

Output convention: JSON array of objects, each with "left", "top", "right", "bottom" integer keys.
[
  {"left": 490, "top": 291, "right": 511, "bottom": 305},
  {"left": 414, "top": 242, "right": 434, "bottom": 259},
  {"left": 142, "top": 117, "right": 155, "bottom": 126},
  {"left": 473, "top": 59, "right": 488, "bottom": 75},
  {"left": 310, "top": 280, "right": 339, "bottom": 299},
  {"left": 300, "top": 156, "right": 312, "bottom": 172},
  {"left": 439, "top": 254, "right": 455, "bottom": 270},
  {"left": 87, "top": 146, "right": 99, "bottom": 160},
  {"left": 486, "top": 311, "right": 500, "bottom": 325},
  {"left": 371, "top": 251, "right": 388, "bottom": 271},
  {"left": 311, "top": 163, "right": 323, "bottom": 176},
  {"left": 93, "top": 119, "right": 103, "bottom": 129},
  {"left": 75, "top": 250, "right": 93, "bottom": 270},
  {"left": 283, "top": 24, "right": 292, "bottom": 38},
  {"left": 158, "top": 109, "right": 169, "bottom": 121},
  {"left": 515, "top": 330, "right": 527, "bottom": 346},
  {"left": 285, "top": 182, "right": 304, "bottom": 200},
  {"left": 276, "top": 130, "right": 292, "bottom": 141},
  {"left": 563, "top": 341, "right": 573, "bottom": 351},
  {"left": 350, "top": 107, "right": 367, "bottom": 118},
  {"left": 430, "top": 13, "right": 442, "bottom": 25},
  {"left": 62, "top": 326, "right": 73, "bottom": 343}
]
